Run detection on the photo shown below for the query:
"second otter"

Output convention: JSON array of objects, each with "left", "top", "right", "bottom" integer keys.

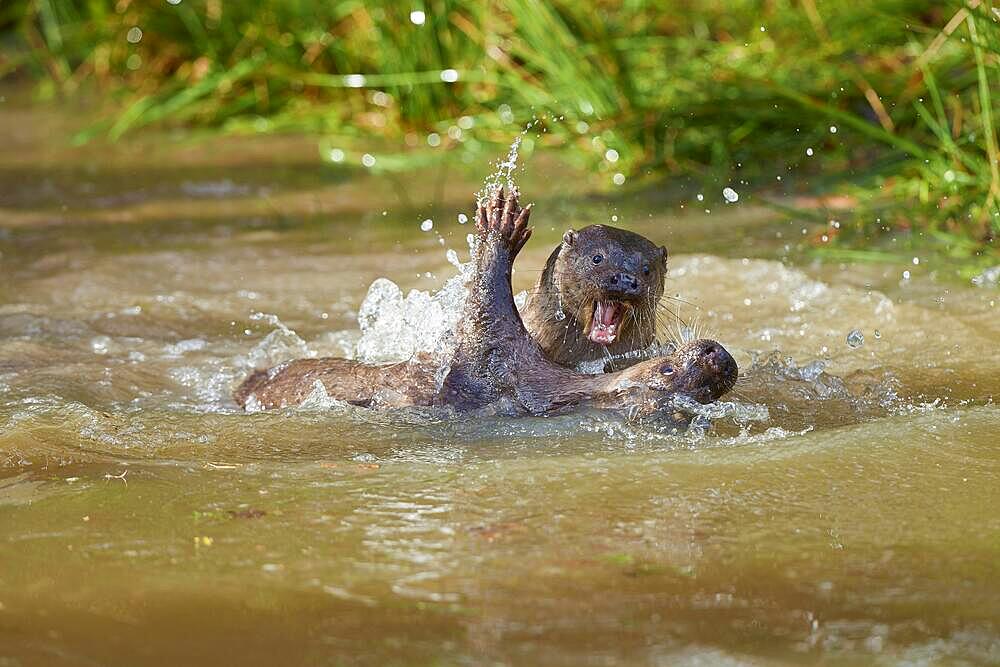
[{"left": 521, "top": 225, "right": 668, "bottom": 369}]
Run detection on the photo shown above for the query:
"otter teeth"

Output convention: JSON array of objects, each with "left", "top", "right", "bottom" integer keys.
[{"left": 589, "top": 301, "right": 622, "bottom": 344}]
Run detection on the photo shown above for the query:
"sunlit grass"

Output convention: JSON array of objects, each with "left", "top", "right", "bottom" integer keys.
[{"left": 3, "top": 0, "right": 998, "bottom": 266}]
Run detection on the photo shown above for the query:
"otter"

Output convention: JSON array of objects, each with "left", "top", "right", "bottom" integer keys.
[
  {"left": 521, "top": 225, "right": 667, "bottom": 370},
  {"left": 234, "top": 187, "right": 737, "bottom": 418}
]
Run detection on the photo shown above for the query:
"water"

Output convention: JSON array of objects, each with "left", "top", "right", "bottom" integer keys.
[{"left": 1, "top": 95, "right": 999, "bottom": 666}]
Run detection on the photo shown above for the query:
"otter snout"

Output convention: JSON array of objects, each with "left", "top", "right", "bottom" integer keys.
[
  {"left": 672, "top": 338, "right": 739, "bottom": 403},
  {"left": 686, "top": 339, "right": 739, "bottom": 403},
  {"left": 697, "top": 341, "right": 737, "bottom": 379},
  {"left": 603, "top": 271, "right": 642, "bottom": 298}
]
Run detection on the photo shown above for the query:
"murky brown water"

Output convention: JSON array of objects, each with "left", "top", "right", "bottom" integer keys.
[{"left": 1, "top": 92, "right": 998, "bottom": 666}]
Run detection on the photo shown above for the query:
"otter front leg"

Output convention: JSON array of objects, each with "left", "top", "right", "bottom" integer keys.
[
  {"left": 468, "top": 186, "right": 533, "bottom": 340},
  {"left": 440, "top": 187, "right": 535, "bottom": 409}
]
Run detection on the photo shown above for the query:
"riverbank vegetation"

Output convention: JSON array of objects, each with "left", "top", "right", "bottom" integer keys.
[{"left": 2, "top": 1, "right": 998, "bottom": 268}]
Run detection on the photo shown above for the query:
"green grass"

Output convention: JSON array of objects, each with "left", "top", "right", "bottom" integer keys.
[{"left": 3, "top": 0, "right": 999, "bottom": 266}]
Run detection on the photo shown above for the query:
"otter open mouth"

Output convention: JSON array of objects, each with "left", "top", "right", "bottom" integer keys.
[{"left": 588, "top": 301, "right": 626, "bottom": 345}]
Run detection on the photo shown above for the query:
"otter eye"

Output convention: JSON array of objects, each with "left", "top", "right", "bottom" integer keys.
[
  {"left": 592, "top": 254, "right": 603, "bottom": 264},
  {"left": 642, "top": 264, "right": 651, "bottom": 276},
  {"left": 660, "top": 364, "right": 674, "bottom": 375}
]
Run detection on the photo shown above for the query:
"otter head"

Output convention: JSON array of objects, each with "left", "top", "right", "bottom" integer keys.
[
  {"left": 619, "top": 338, "right": 738, "bottom": 406},
  {"left": 554, "top": 225, "right": 667, "bottom": 346}
]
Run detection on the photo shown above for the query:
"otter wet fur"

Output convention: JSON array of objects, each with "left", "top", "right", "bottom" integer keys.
[
  {"left": 521, "top": 225, "right": 667, "bottom": 370},
  {"left": 234, "top": 187, "right": 737, "bottom": 418}
]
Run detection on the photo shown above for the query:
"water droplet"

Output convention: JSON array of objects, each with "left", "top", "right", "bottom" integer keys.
[
  {"left": 167, "top": 0, "right": 181, "bottom": 4},
  {"left": 420, "top": 219, "right": 433, "bottom": 232},
  {"left": 361, "top": 153, "right": 376, "bottom": 167},
  {"left": 829, "top": 125, "right": 838, "bottom": 134},
  {"left": 874, "top": 329, "right": 882, "bottom": 339},
  {"left": 126, "top": 26, "right": 143, "bottom": 43},
  {"left": 440, "top": 69, "right": 459, "bottom": 83},
  {"left": 344, "top": 74, "right": 366, "bottom": 88},
  {"left": 498, "top": 104, "right": 514, "bottom": 124},
  {"left": 696, "top": 193, "right": 704, "bottom": 202},
  {"left": 409, "top": 10, "right": 426, "bottom": 25},
  {"left": 457, "top": 213, "right": 468, "bottom": 224},
  {"left": 723, "top": 187, "right": 739, "bottom": 203},
  {"left": 806, "top": 147, "right": 814, "bottom": 156},
  {"left": 554, "top": 293, "right": 566, "bottom": 321},
  {"left": 91, "top": 336, "right": 111, "bottom": 354},
  {"left": 611, "top": 214, "right": 618, "bottom": 222},
  {"left": 328, "top": 148, "right": 345, "bottom": 162},
  {"left": 427, "top": 132, "right": 441, "bottom": 147},
  {"left": 457, "top": 115, "right": 474, "bottom": 129},
  {"left": 846, "top": 329, "right": 865, "bottom": 348},
  {"left": 912, "top": 257, "right": 920, "bottom": 265},
  {"left": 902, "top": 270, "right": 911, "bottom": 281},
  {"left": 605, "top": 148, "right": 619, "bottom": 162},
  {"left": 612, "top": 173, "right": 625, "bottom": 186}
]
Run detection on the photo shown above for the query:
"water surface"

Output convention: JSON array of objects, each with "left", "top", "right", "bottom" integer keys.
[{"left": 1, "top": 96, "right": 998, "bottom": 666}]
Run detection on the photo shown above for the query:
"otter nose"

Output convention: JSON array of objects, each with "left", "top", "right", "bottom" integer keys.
[
  {"left": 699, "top": 343, "right": 737, "bottom": 376},
  {"left": 605, "top": 272, "right": 641, "bottom": 297}
]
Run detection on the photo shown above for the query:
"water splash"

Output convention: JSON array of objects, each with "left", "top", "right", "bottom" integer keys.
[
  {"left": 359, "top": 123, "right": 536, "bottom": 365},
  {"left": 476, "top": 134, "right": 523, "bottom": 205},
  {"left": 672, "top": 394, "right": 770, "bottom": 427},
  {"left": 244, "top": 312, "right": 314, "bottom": 369},
  {"left": 355, "top": 236, "right": 478, "bottom": 364},
  {"left": 474, "top": 118, "right": 544, "bottom": 205},
  {"left": 296, "top": 379, "right": 350, "bottom": 411}
]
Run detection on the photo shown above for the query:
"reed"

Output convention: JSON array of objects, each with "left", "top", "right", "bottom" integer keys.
[{"left": 4, "top": 0, "right": 998, "bottom": 265}]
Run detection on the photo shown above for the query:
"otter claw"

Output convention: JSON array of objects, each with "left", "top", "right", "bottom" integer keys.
[{"left": 474, "top": 186, "right": 532, "bottom": 254}]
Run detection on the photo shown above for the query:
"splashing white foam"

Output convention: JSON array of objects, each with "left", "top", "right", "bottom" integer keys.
[
  {"left": 355, "top": 236, "right": 478, "bottom": 364},
  {"left": 672, "top": 394, "right": 770, "bottom": 426},
  {"left": 244, "top": 312, "right": 315, "bottom": 369},
  {"left": 474, "top": 120, "right": 541, "bottom": 205},
  {"left": 296, "top": 379, "right": 349, "bottom": 411}
]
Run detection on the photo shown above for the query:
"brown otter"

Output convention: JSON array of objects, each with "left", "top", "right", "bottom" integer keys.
[
  {"left": 234, "top": 187, "right": 736, "bottom": 418},
  {"left": 521, "top": 225, "right": 667, "bottom": 369}
]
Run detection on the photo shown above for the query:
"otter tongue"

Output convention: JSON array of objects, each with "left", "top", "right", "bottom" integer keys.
[{"left": 589, "top": 301, "right": 620, "bottom": 344}]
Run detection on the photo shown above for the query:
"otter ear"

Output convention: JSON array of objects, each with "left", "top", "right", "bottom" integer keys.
[
  {"left": 562, "top": 229, "right": 578, "bottom": 247},
  {"left": 658, "top": 245, "right": 668, "bottom": 269}
]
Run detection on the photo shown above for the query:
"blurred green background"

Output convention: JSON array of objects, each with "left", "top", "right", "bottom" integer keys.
[{"left": 1, "top": 0, "right": 998, "bottom": 265}]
